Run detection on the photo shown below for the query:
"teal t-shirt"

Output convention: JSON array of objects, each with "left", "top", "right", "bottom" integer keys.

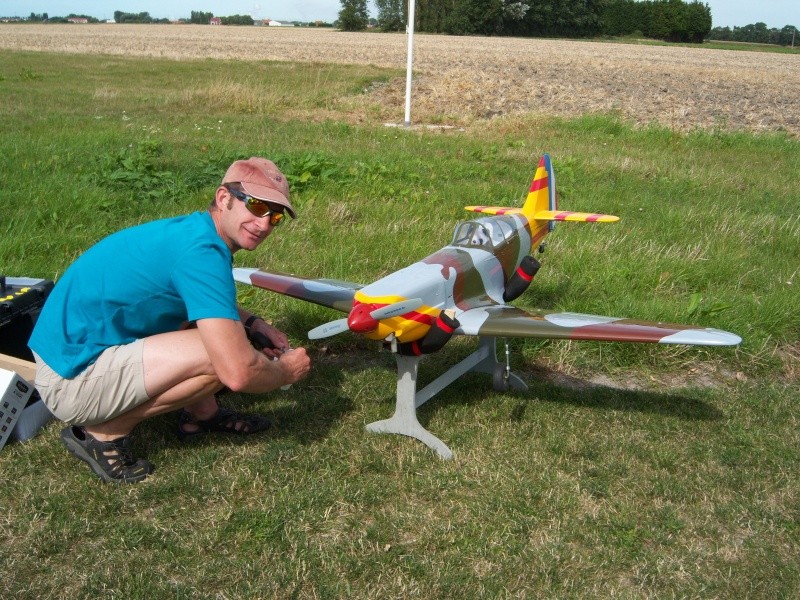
[{"left": 29, "top": 211, "right": 239, "bottom": 378}]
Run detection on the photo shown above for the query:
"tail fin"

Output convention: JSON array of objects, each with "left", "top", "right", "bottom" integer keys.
[
  {"left": 526, "top": 154, "right": 619, "bottom": 226},
  {"left": 465, "top": 154, "right": 619, "bottom": 226},
  {"left": 523, "top": 154, "right": 558, "bottom": 231}
]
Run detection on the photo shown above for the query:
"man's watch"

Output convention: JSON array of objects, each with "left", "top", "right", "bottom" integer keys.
[
  {"left": 244, "top": 315, "right": 262, "bottom": 333},
  {"left": 244, "top": 315, "right": 274, "bottom": 350}
]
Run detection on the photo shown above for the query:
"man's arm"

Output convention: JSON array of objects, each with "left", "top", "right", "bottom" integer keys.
[{"left": 196, "top": 318, "right": 310, "bottom": 393}]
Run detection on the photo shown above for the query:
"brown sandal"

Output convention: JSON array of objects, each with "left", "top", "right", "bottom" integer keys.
[
  {"left": 60, "top": 426, "right": 154, "bottom": 484},
  {"left": 176, "top": 405, "right": 272, "bottom": 440}
]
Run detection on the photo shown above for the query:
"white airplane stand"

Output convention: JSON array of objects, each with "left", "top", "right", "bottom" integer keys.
[{"left": 365, "top": 337, "right": 528, "bottom": 459}]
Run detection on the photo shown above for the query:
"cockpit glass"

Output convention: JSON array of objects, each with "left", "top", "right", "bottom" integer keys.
[{"left": 451, "top": 217, "right": 516, "bottom": 249}]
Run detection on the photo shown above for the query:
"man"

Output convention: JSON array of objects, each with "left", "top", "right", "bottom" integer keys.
[{"left": 29, "top": 157, "right": 311, "bottom": 484}]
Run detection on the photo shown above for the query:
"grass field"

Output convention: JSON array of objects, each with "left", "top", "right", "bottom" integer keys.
[{"left": 0, "top": 32, "right": 799, "bottom": 599}]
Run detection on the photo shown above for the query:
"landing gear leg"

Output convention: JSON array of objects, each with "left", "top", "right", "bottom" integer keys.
[{"left": 365, "top": 337, "right": 527, "bottom": 459}]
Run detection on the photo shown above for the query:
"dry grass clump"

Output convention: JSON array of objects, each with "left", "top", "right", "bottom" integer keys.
[{"left": 1, "top": 24, "right": 797, "bottom": 135}]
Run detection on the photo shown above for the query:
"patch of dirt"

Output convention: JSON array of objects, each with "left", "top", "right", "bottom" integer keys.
[{"left": 1, "top": 24, "right": 797, "bottom": 135}]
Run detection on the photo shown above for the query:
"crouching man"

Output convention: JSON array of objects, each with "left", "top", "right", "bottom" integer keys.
[{"left": 29, "top": 157, "right": 311, "bottom": 483}]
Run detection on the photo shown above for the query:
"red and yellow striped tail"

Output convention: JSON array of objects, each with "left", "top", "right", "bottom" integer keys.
[
  {"left": 465, "top": 154, "right": 618, "bottom": 225},
  {"left": 522, "top": 154, "right": 556, "bottom": 220}
]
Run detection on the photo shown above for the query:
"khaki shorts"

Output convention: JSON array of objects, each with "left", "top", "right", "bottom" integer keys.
[{"left": 33, "top": 340, "right": 149, "bottom": 426}]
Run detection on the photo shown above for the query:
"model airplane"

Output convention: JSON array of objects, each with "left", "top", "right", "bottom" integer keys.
[{"left": 234, "top": 154, "right": 740, "bottom": 459}]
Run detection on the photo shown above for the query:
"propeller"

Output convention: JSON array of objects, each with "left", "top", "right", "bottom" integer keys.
[
  {"left": 308, "top": 318, "right": 350, "bottom": 340},
  {"left": 308, "top": 298, "right": 424, "bottom": 340},
  {"left": 369, "top": 297, "right": 424, "bottom": 320}
]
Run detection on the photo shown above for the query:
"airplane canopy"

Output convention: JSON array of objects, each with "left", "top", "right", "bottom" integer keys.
[{"left": 451, "top": 217, "right": 516, "bottom": 249}]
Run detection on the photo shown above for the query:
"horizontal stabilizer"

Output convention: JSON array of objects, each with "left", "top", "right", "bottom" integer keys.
[
  {"left": 533, "top": 210, "right": 619, "bottom": 223},
  {"left": 464, "top": 206, "right": 524, "bottom": 216}
]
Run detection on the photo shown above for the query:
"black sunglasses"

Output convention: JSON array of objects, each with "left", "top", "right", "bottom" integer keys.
[{"left": 226, "top": 187, "right": 285, "bottom": 226}]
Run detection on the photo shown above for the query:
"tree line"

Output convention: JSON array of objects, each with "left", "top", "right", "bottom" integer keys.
[
  {"left": 707, "top": 23, "right": 797, "bottom": 47},
  {"left": 344, "top": 0, "right": 791, "bottom": 46},
  {"left": 3, "top": 10, "right": 332, "bottom": 27},
  {"left": 9, "top": 12, "right": 100, "bottom": 23}
]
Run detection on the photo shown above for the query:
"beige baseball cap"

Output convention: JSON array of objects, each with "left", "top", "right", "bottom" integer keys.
[{"left": 221, "top": 157, "right": 296, "bottom": 218}]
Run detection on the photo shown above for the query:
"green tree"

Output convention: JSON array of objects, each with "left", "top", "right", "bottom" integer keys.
[
  {"left": 190, "top": 11, "right": 213, "bottom": 24},
  {"left": 338, "top": 0, "right": 369, "bottom": 31},
  {"left": 443, "top": 0, "right": 504, "bottom": 35},
  {"left": 220, "top": 14, "right": 254, "bottom": 25},
  {"left": 777, "top": 25, "right": 798, "bottom": 46},
  {"left": 683, "top": 0, "right": 711, "bottom": 43},
  {"left": 416, "top": 0, "right": 450, "bottom": 33},
  {"left": 600, "top": 0, "right": 709, "bottom": 43},
  {"left": 113, "top": 11, "right": 154, "bottom": 23},
  {"left": 375, "top": 0, "right": 405, "bottom": 32},
  {"left": 707, "top": 25, "right": 732, "bottom": 40}
]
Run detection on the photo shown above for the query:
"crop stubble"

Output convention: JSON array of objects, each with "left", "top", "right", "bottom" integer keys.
[{"left": 0, "top": 24, "right": 797, "bottom": 135}]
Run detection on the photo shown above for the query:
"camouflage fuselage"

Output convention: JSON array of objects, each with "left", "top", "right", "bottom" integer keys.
[{"left": 352, "top": 214, "right": 548, "bottom": 342}]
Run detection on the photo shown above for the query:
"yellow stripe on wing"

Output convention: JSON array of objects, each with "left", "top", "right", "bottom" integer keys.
[
  {"left": 464, "top": 206, "right": 524, "bottom": 215},
  {"left": 533, "top": 210, "right": 619, "bottom": 223}
]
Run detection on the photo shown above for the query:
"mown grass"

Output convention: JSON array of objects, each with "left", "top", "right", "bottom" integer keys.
[{"left": 1, "top": 50, "right": 798, "bottom": 599}]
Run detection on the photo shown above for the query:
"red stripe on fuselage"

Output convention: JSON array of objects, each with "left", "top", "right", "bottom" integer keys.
[
  {"left": 354, "top": 302, "right": 435, "bottom": 327},
  {"left": 406, "top": 310, "right": 435, "bottom": 326}
]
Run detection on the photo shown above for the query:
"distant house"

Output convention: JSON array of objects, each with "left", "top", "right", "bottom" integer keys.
[
  {"left": 209, "top": 17, "right": 221, "bottom": 25},
  {"left": 267, "top": 19, "right": 293, "bottom": 27},
  {"left": 67, "top": 17, "right": 88, "bottom": 24}
]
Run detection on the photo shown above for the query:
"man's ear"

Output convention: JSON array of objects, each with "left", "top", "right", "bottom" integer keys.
[{"left": 214, "top": 186, "right": 231, "bottom": 210}]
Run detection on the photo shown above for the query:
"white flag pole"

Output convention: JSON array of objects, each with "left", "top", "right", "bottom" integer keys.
[{"left": 403, "top": 0, "right": 416, "bottom": 126}]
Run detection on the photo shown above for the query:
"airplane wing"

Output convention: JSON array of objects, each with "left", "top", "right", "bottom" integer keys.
[
  {"left": 233, "top": 268, "right": 361, "bottom": 313},
  {"left": 455, "top": 305, "right": 741, "bottom": 346}
]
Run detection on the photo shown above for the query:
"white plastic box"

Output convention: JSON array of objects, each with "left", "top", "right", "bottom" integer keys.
[
  {"left": 0, "top": 368, "right": 34, "bottom": 449},
  {"left": 0, "top": 359, "right": 53, "bottom": 449}
]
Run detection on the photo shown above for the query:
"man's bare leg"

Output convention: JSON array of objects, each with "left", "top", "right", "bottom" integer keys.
[{"left": 85, "top": 329, "right": 222, "bottom": 441}]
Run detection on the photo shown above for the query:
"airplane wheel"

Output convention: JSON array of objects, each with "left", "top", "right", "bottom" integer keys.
[{"left": 493, "top": 364, "right": 510, "bottom": 392}]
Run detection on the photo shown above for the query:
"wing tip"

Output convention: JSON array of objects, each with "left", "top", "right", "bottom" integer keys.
[{"left": 660, "top": 329, "right": 742, "bottom": 346}]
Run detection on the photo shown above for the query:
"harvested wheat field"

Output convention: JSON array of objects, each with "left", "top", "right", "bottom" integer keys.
[{"left": 1, "top": 24, "right": 798, "bottom": 135}]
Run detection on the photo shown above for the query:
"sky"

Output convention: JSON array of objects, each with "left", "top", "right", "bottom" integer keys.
[{"left": 1, "top": 1, "right": 796, "bottom": 29}]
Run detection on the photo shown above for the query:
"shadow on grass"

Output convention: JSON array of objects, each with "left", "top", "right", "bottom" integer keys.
[
  {"left": 142, "top": 384, "right": 355, "bottom": 458},
  {"left": 419, "top": 360, "right": 724, "bottom": 425},
  {"left": 137, "top": 364, "right": 358, "bottom": 459},
  {"left": 521, "top": 370, "right": 723, "bottom": 421}
]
